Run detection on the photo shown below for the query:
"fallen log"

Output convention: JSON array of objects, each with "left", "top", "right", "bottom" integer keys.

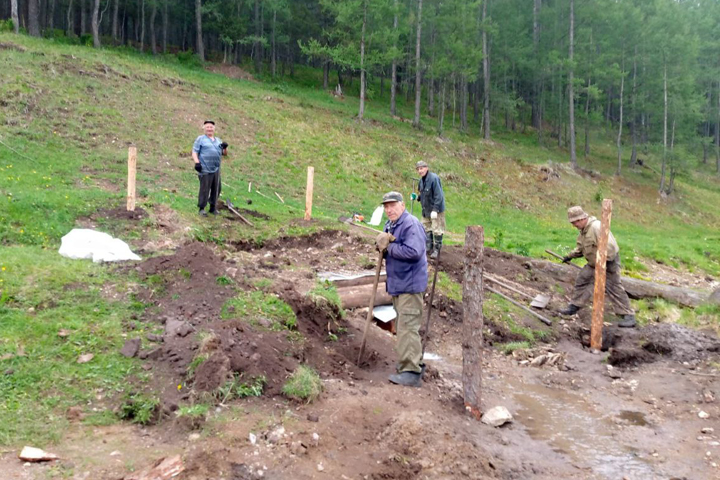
[
  {"left": 337, "top": 283, "right": 392, "bottom": 309},
  {"left": 331, "top": 273, "right": 387, "bottom": 289},
  {"left": 528, "top": 259, "right": 710, "bottom": 308}
]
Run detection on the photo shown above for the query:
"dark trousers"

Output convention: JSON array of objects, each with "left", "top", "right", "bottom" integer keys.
[
  {"left": 197, "top": 170, "right": 221, "bottom": 211},
  {"left": 571, "top": 259, "right": 634, "bottom": 315}
]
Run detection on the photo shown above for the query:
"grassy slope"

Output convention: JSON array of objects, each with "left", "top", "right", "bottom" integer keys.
[{"left": 1, "top": 34, "right": 719, "bottom": 445}]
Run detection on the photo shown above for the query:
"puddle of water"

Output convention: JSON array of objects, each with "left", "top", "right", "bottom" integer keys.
[
  {"left": 618, "top": 410, "right": 649, "bottom": 427},
  {"left": 510, "top": 381, "right": 656, "bottom": 480}
]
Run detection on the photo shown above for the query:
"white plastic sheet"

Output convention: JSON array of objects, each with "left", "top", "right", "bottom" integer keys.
[{"left": 58, "top": 229, "right": 141, "bottom": 263}]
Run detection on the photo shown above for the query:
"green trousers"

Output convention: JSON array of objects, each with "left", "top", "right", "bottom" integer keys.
[
  {"left": 571, "top": 259, "right": 634, "bottom": 316},
  {"left": 393, "top": 293, "right": 424, "bottom": 373}
]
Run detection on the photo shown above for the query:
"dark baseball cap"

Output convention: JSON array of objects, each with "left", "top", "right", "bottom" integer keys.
[
  {"left": 203, "top": 120, "right": 215, "bottom": 125},
  {"left": 381, "top": 191, "right": 404, "bottom": 204}
]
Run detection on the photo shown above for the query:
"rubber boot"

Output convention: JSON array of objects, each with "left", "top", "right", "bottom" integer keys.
[
  {"left": 198, "top": 209, "right": 207, "bottom": 217},
  {"left": 560, "top": 304, "right": 580, "bottom": 316},
  {"left": 388, "top": 371, "right": 422, "bottom": 387},
  {"left": 618, "top": 314, "right": 637, "bottom": 328},
  {"left": 430, "top": 234, "right": 443, "bottom": 259},
  {"left": 425, "top": 231, "right": 434, "bottom": 254}
]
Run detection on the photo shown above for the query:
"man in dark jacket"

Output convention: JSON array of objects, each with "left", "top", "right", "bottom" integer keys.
[
  {"left": 412, "top": 160, "right": 446, "bottom": 259},
  {"left": 376, "top": 191, "right": 428, "bottom": 387}
]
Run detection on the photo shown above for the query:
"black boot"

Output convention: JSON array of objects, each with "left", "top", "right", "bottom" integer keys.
[
  {"left": 430, "top": 234, "right": 443, "bottom": 259},
  {"left": 425, "top": 231, "right": 433, "bottom": 254},
  {"left": 560, "top": 304, "right": 580, "bottom": 316},
  {"left": 388, "top": 371, "right": 422, "bottom": 387}
]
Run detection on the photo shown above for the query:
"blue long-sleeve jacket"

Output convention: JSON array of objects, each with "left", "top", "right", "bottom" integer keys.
[
  {"left": 417, "top": 171, "right": 445, "bottom": 218},
  {"left": 383, "top": 210, "right": 428, "bottom": 296}
]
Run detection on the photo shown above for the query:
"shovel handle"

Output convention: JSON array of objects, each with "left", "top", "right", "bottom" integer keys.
[
  {"left": 545, "top": 249, "right": 581, "bottom": 270},
  {"left": 357, "top": 250, "right": 384, "bottom": 365}
]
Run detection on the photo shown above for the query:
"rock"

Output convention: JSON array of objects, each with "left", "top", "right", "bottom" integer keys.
[
  {"left": 57, "top": 329, "right": 71, "bottom": 338},
  {"left": 606, "top": 365, "right": 622, "bottom": 379},
  {"left": 164, "top": 319, "right": 194, "bottom": 338},
  {"left": 481, "top": 406, "right": 513, "bottom": 427},
  {"left": 699, "top": 411, "right": 710, "bottom": 419},
  {"left": 709, "top": 288, "right": 720, "bottom": 306},
  {"left": 120, "top": 338, "right": 141, "bottom": 358},
  {"left": 249, "top": 433, "right": 257, "bottom": 445},
  {"left": 138, "top": 348, "right": 162, "bottom": 360},
  {"left": 188, "top": 433, "right": 201, "bottom": 441},
  {"left": 307, "top": 414, "right": 319, "bottom": 422},
  {"left": 317, "top": 463, "right": 324, "bottom": 472},
  {"left": 530, "top": 355, "right": 548, "bottom": 367},
  {"left": 289, "top": 441, "right": 307, "bottom": 456},
  {"left": 77, "top": 353, "right": 94, "bottom": 364},
  {"left": 123, "top": 455, "right": 184, "bottom": 480},
  {"left": 267, "top": 426, "right": 285, "bottom": 444},
  {"left": 702, "top": 389, "right": 715, "bottom": 403},
  {"left": 702, "top": 427, "right": 715, "bottom": 434},
  {"left": 146, "top": 334, "right": 163, "bottom": 343},
  {"left": 18, "top": 446, "right": 59, "bottom": 462},
  {"left": 310, "top": 432, "right": 320, "bottom": 447}
]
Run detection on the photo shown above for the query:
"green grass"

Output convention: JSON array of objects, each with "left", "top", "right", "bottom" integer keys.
[
  {"left": 436, "top": 272, "right": 463, "bottom": 302},
  {"left": 221, "top": 290, "right": 297, "bottom": 330},
  {"left": 282, "top": 365, "right": 323, "bottom": 403},
  {"left": 633, "top": 298, "right": 720, "bottom": 332},
  {"left": 176, "top": 403, "right": 210, "bottom": 419},
  {"left": 118, "top": 392, "right": 160, "bottom": 425},
  {"left": 307, "top": 280, "right": 346, "bottom": 318},
  {"left": 497, "top": 341, "right": 532, "bottom": 355}
]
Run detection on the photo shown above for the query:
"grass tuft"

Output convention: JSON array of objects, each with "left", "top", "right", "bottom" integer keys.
[{"left": 282, "top": 365, "right": 323, "bottom": 403}]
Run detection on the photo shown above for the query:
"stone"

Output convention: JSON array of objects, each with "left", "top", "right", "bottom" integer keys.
[
  {"left": 146, "top": 334, "right": 163, "bottom": 343},
  {"left": 66, "top": 406, "right": 84, "bottom": 422},
  {"left": 139, "top": 348, "right": 162, "bottom": 360},
  {"left": 310, "top": 432, "right": 320, "bottom": 447},
  {"left": 77, "top": 353, "right": 94, "bottom": 364},
  {"left": 267, "top": 426, "right": 285, "bottom": 444},
  {"left": 18, "top": 446, "right": 59, "bottom": 462},
  {"left": 120, "top": 338, "right": 141, "bottom": 358},
  {"left": 123, "top": 455, "right": 184, "bottom": 480},
  {"left": 307, "top": 414, "right": 319, "bottom": 422},
  {"left": 165, "top": 319, "right": 193, "bottom": 338},
  {"left": 481, "top": 406, "right": 513, "bottom": 427},
  {"left": 289, "top": 441, "right": 307, "bottom": 456},
  {"left": 699, "top": 411, "right": 710, "bottom": 419},
  {"left": 702, "top": 427, "right": 715, "bottom": 434}
]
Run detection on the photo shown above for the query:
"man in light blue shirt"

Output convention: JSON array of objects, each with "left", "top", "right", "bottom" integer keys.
[{"left": 192, "top": 120, "right": 228, "bottom": 216}]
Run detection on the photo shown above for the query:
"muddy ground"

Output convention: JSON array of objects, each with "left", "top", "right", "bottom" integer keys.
[{"left": 3, "top": 211, "right": 720, "bottom": 480}]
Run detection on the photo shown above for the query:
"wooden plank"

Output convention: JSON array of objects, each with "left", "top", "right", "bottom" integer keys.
[
  {"left": 126, "top": 146, "right": 137, "bottom": 211},
  {"left": 304, "top": 166, "right": 314, "bottom": 221},
  {"left": 462, "top": 226, "right": 484, "bottom": 420},
  {"left": 591, "top": 199, "right": 613, "bottom": 351}
]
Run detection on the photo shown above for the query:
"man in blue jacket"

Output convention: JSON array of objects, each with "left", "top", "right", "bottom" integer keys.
[
  {"left": 376, "top": 192, "right": 428, "bottom": 387},
  {"left": 192, "top": 120, "right": 228, "bottom": 216},
  {"left": 412, "top": 160, "right": 446, "bottom": 259}
]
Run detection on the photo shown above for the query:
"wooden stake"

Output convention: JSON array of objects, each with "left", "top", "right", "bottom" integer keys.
[
  {"left": 462, "top": 226, "right": 484, "bottom": 420},
  {"left": 590, "top": 199, "right": 613, "bottom": 351},
  {"left": 126, "top": 146, "right": 137, "bottom": 211},
  {"left": 304, "top": 166, "right": 314, "bottom": 221},
  {"left": 275, "top": 192, "right": 285, "bottom": 204}
]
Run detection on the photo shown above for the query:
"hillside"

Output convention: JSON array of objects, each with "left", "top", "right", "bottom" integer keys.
[{"left": 1, "top": 34, "right": 719, "bottom": 480}]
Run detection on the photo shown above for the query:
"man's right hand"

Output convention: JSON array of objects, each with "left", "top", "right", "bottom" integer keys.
[
  {"left": 410, "top": 193, "right": 418, "bottom": 201},
  {"left": 194, "top": 163, "right": 202, "bottom": 173},
  {"left": 375, "top": 232, "right": 396, "bottom": 252}
]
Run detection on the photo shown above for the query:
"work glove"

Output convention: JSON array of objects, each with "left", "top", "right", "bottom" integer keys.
[
  {"left": 220, "top": 142, "right": 229, "bottom": 150},
  {"left": 430, "top": 211, "right": 438, "bottom": 220},
  {"left": 375, "top": 232, "right": 396, "bottom": 252},
  {"left": 562, "top": 256, "right": 572, "bottom": 264},
  {"left": 194, "top": 163, "right": 202, "bottom": 173},
  {"left": 410, "top": 192, "right": 418, "bottom": 201}
]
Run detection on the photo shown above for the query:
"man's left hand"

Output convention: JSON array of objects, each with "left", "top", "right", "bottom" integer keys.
[
  {"left": 220, "top": 142, "right": 229, "bottom": 150},
  {"left": 375, "top": 232, "right": 396, "bottom": 252},
  {"left": 430, "top": 211, "right": 438, "bottom": 220}
]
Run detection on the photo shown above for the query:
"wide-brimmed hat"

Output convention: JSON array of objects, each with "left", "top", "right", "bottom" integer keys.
[
  {"left": 381, "top": 191, "right": 404, "bottom": 204},
  {"left": 415, "top": 161, "right": 428, "bottom": 169},
  {"left": 567, "top": 206, "right": 588, "bottom": 223}
]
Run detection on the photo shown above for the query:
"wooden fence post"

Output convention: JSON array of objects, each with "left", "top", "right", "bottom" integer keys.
[
  {"left": 126, "top": 146, "right": 137, "bottom": 212},
  {"left": 462, "top": 225, "right": 484, "bottom": 419},
  {"left": 591, "top": 199, "right": 613, "bottom": 351},
  {"left": 304, "top": 166, "right": 314, "bottom": 221}
]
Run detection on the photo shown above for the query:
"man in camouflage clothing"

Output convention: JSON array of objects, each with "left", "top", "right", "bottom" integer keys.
[{"left": 560, "top": 206, "right": 636, "bottom": 328}]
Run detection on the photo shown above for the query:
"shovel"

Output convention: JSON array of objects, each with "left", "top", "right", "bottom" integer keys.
[{"left": 485, "top": 273, "right": 550, "bottom": 309}]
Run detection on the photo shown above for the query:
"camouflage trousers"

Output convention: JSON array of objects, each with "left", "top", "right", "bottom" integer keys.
[
  {"left": 393, "top": 293, "right": 424, "bottom": 373},
  {"left": 571, "top": 259, "right": 634, "bottom": 315}
]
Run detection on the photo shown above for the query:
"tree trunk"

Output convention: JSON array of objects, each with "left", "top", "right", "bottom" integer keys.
[
  {"left": 162, "top": 0, "right": 168, "bottom": 53},
  {"left": 66, "top": 0, "right": 74, "bottom": 36},
  {"left": 616, "top": 58, "right": 624, "bottom": 176},
  {"left": 28, "top": 0, "right": 40, "bottom": 36},
  {"left": 81, "top": 0, "right": 87, "bottom": 34},
  {"left": 630, "top": 47, "right": 638, "bottom": 166},
  {"left": 532, "top": 0, "right": 541, "bottom": 129},
  {"left": 584, "top": 76, "right": 591, "bottom": 157},
  {"left": 438, "top": 80, "right": 446, "bottom": 135},
  {"left": 11, "top": 0, "right": 19, "bottom": 33},
  {"left": 195, "top": 0, "right": 204, "bottom": 61},
  {"left": 481, "top": 0, "right": 490, "bottom": 140},
  {"left": 428, "top": 79, "right": 434, "bottom": 117},
  {"left": 271, "top": 9, "right": 277, "bottom": 77},
  {"left": 412, "top": 0, "right": 423, "bottom": 128},
  {"left": 460, "top": 76, "right": 468, "bottom": 132},
  {"left": 659, "top": 62, "right": 668, "bottom": 193},
  {"left": 462, "top": 226, "right": 484, "bottom": 420},
  {"left": 323, "top": 61, "right": 329, "bottom": 89},
  {"left": 91, "top": 0, "right": 100, "bottom": 47},
  {"left": 139, "top": 0, "right": 145, "bottom": 51},
  {"left": 150, "top": 1, "right": 157, "bottom": 54},
  {"left": 48, "top": 0, "right": 55, "bottom": 30},
  {"left": 358, "top": 0, "right": 367, "bottom": 120},
  {"left": 254, "top": 0, "right": 261, "bottom": 73},
  {"left": 390, "top": 0, "right": 399, "bottom": 117},
  {"left": 111, "top": 0, "right": 119, "bottom": 41},
  {"left": 716, "top": 80, "right": 720, "bottom": 174},
  {"left": 568, "top": 0, "right": 577, "bottom": 168}
]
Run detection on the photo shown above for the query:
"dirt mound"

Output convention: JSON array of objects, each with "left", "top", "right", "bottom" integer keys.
[
  {"left": 136, "top": 241, "right": 224, "bottom": 278},
  {"left": 234, "top": 229, "right": 358, "bottom": 252},
  {"left": 642, "top": 323, "right": 720, "bottom": 361},
  {"left": 95, "top": 206, "right": 148, "bottom": 221}
]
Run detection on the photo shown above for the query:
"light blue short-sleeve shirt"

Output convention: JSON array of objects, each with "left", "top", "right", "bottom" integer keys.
[{"left": 193, "top": 135, "right": 223, "bottom": 175}]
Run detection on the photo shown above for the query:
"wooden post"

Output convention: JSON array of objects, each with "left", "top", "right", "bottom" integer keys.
[
  {"left": 462, "top": 225, "right": 484, "bottom": 420},
  {"left": 126, "top": 146, "right": 137, "bottom": 211},
  {"left": 590, "top": 199, "right": 613, "bottom": 350},
  {"left": 304, "top": 166, "right": 314, "bottom": 221}
]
